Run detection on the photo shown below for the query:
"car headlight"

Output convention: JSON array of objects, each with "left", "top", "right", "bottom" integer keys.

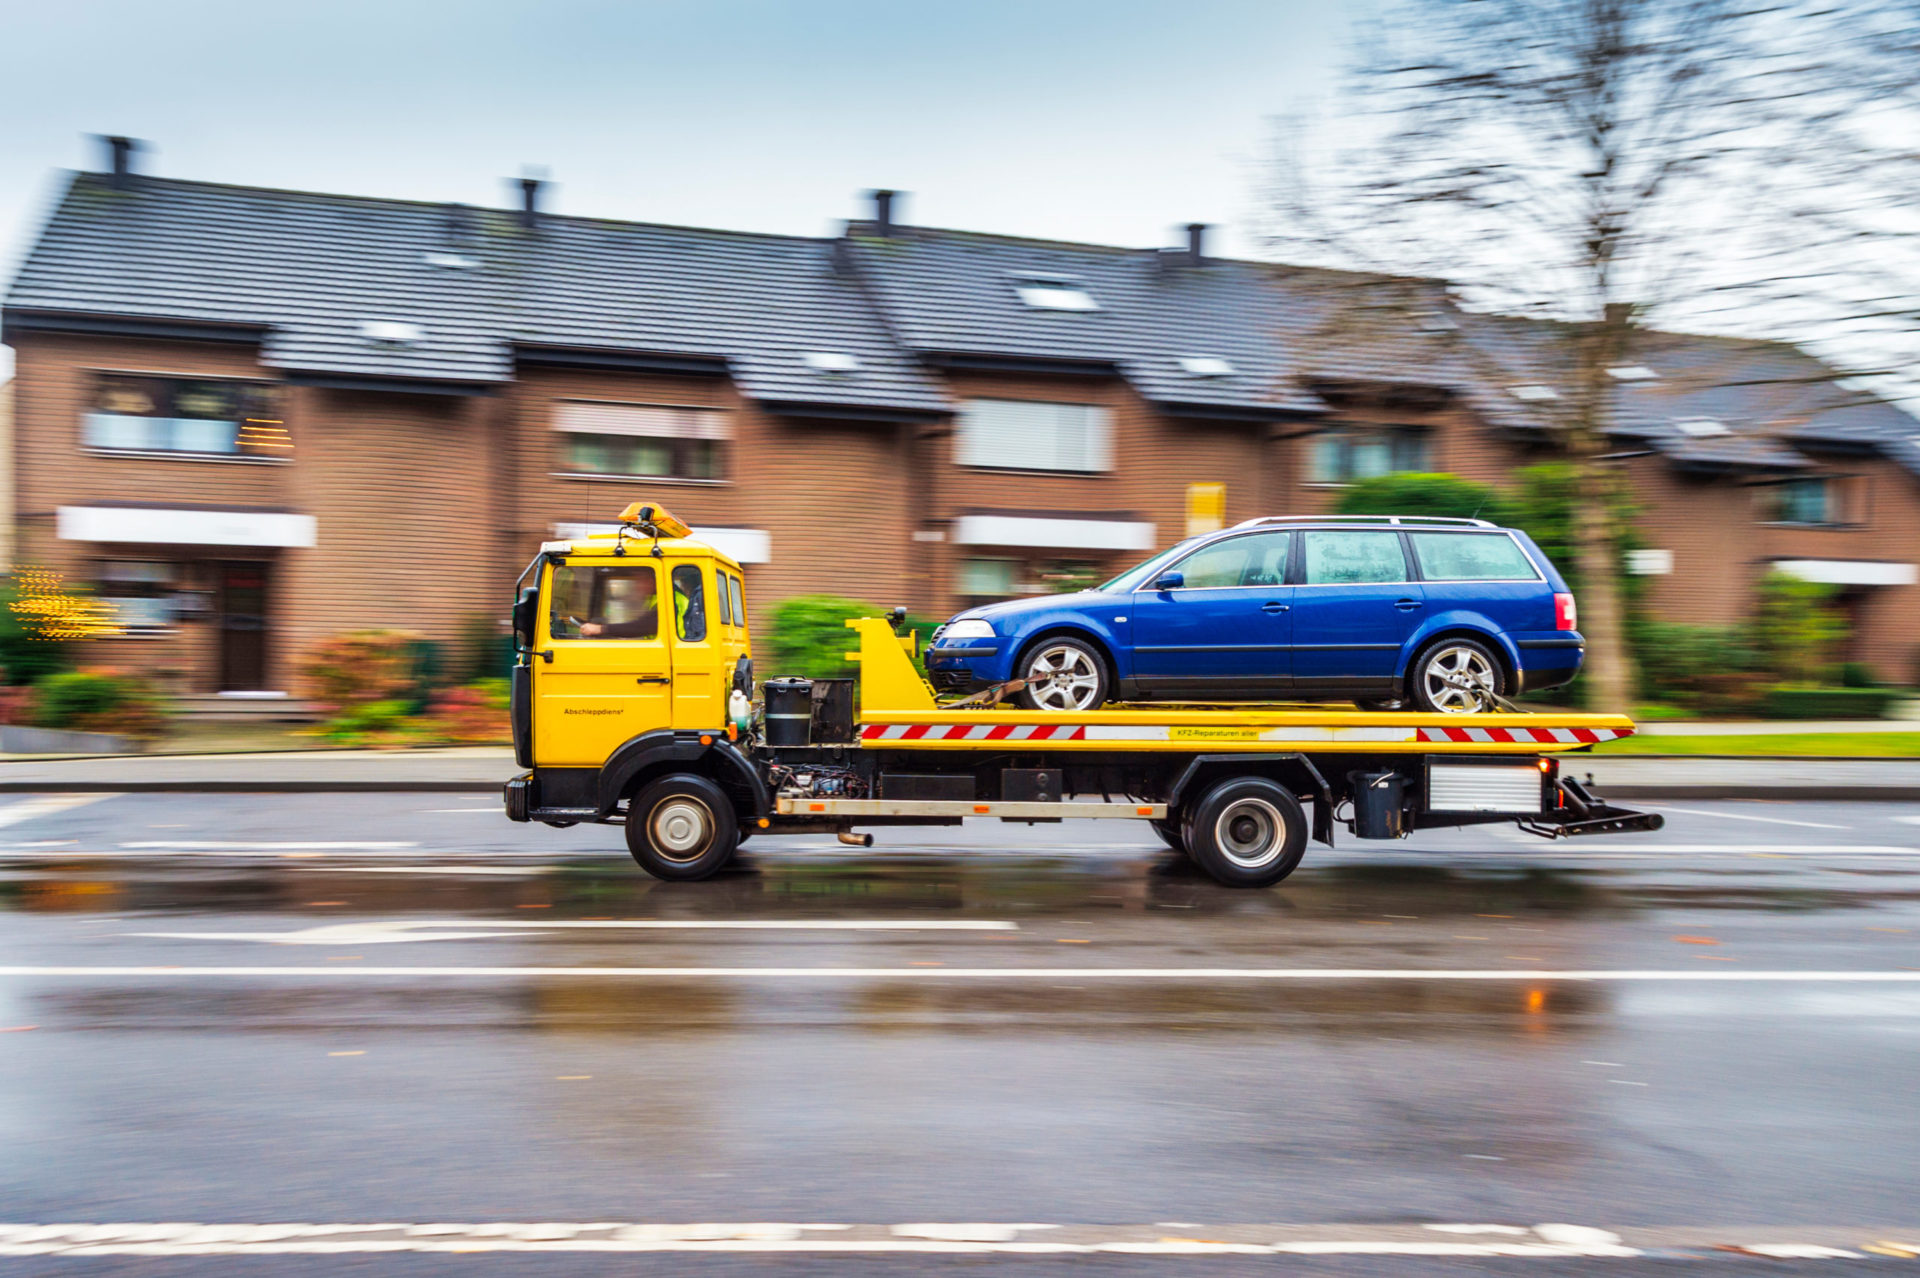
[{"left": 941, "top": 619, "right": 996, "bottom": 641}]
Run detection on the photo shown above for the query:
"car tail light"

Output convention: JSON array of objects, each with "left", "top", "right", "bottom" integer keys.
[{"left": 1554, "top": 592, "right": 1577, "bottom": 631}]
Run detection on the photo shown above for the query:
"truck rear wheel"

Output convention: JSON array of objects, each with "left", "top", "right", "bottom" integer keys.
[
  {"left": 1149, "top": 818, "right": 1187, "bottom": 855},
  {"left": 625, "top": 774, "right": 739, "bottom": 881},
  {"left": 1183, "top": 777, "right": 1307, "bottom": 888}
]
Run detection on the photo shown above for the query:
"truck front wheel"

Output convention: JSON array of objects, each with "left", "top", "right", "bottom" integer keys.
[
  {"left": 1183, "top": 778, "right": 1307, "bottom": 888},
  {"left": 626, "top": 774, "right": 739, "bottom": 881}
]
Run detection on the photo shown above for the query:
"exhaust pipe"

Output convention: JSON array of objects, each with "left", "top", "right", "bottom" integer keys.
[{"left": 837, "top": 832, "right": 873, "bottom": 847}]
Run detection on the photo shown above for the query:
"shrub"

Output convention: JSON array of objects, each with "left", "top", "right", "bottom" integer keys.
[
  {"left": 1333, "top": 473, "right": 1516, "bottom": 524},
  {"left": 0, "top": 569, "right": 115, "bottom": 686},
  {"left": 764, "top": 595, "right": 888, "bottom": 681},
  {"left": 311, "top": 698, "right": 415, "bottom": 746},
  {"left": 1838, "top": 661, "right": 1880, "bottom": 689},
  {"left": 1762, "top": 686, "right": 1902, "bottom": 720},
  {"left": 298, "top": 631, "right": 422, "bottom": 712},
  {"left": 31, "top": 669, "right": 167, "bottom": 740},
  {"left": 417, "top": 680, "right": 510, "bottom": 743},
  {"left": 1752, "top": 571, "right": 1846, "bottom": 684}
]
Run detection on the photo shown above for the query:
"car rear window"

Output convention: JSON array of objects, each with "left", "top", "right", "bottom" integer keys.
[
  {"left": 1410, "top": 532, "right": 1539, "bottom": 582},
  {"left": 1301, "top": 530, "right": 1408, "bottom": 584}
]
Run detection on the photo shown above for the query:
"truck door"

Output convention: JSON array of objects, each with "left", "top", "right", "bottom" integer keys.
[
  {"left": 1129, "top": 530, "right": 1293, "bottom": 697},
  {"left": 534, "top": 560, "right": 673, "bottom": 767},
  {"left": 665, "top": 561, "right": 726, "bottom": 729}
]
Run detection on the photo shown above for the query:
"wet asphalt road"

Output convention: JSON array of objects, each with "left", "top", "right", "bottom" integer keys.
[{"left": 1, "top": 792, "right": 1918, "bottom": 1273}]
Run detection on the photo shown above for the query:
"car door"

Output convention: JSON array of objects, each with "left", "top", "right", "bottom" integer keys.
[
  {"left": 1129, "top": 530, "right": 1293, "bottom": 697},
  {"left": 1289, "top": 529, "right": 1424, "bottom": 694},
  {"left": 534, "top": 560, "right": 673, "bottom": 766}
]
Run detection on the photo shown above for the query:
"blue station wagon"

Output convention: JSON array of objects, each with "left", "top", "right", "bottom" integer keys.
[{"left": 925, "top": 516, "right": 1584, "bottom": 714}]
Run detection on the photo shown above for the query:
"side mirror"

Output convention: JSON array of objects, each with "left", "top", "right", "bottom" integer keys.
[
  {"left": 1153, "top": 571, "right": 1184, "bottom": 591},
  {"left": 511, "top": 586, "right": 539, "bottom": 650}
]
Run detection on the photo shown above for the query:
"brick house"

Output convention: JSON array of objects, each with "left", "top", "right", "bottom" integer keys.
[{"left": 4, "top": 144, "right": 1917, "bottom": 694}]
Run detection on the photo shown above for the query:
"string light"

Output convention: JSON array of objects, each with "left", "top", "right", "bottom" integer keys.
[{"left": 9, "top": 567, "right": 118, "bottom": 641}]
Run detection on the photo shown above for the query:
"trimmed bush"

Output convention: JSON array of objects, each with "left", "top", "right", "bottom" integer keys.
[
  {"left": 764, "top": 595, "right": 887, "bottom": 682},
  {"left": 298, "top": 631, "right": 422, "bottom": 711},
  {"left": 1761, "top": 686, "right": 1902, "bottom": 720},
  {"left": 31, "top": 670, "right": 166, "bottom": 740},
  {"left": 417, "top": 679, "right": 510, "bottom": 743}
]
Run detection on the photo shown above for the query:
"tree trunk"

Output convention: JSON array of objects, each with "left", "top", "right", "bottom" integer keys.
[{"left": 1569, "top": 462, "right": 1632, "bottom": 712}]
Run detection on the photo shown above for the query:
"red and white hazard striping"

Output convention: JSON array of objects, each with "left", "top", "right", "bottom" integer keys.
[
  {"left": 1418, "top": 725, "right": 1631, "bottom": 744},
  {"left": 862, "top": 723, "right": 1087, "bottom": 742}
]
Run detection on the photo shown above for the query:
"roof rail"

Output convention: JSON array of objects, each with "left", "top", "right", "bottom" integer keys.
[{"left": 1230, "top": 515, "right": 1498, "bottom": 529}]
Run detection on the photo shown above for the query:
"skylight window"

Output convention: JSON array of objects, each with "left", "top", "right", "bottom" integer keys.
[
  {"left": 360, "top": 320, "right": 425, "bottom": 345},
  {"left": 1608, "top": 365, "right": 1659, "bottom": 381},
  {"left": 804, "top": 351, "right": 862, "bottom": 374},
  {"left": 1509, "top": 384, "right": 1560, "bottom": 402},
  {"left": 1674, "top": 418, "right": 1730, "bottom": 437},
  {"left": 1013, "top": 275, "right": 1099, "bottom": 312},
  {"left": 1177, "top": 356, "right": 1235, "bottom": 377}
]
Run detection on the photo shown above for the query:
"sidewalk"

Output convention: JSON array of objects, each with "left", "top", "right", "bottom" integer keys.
[{"left": 0, "top": 745, "right": 1914, "bottom": 800}]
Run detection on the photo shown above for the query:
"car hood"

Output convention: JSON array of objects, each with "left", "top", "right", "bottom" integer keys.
[{"left": 946, "top": 591, "right": 1114, "bottom": 629}]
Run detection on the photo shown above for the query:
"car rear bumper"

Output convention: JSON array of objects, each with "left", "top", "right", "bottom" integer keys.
[{"left": 1514, "top": 634, "right": 1585, "bottom": 692}]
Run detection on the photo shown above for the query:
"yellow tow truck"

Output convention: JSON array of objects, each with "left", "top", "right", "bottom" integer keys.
[{"left": 504, "top": 502, "right": 1661, "bottom": 887}]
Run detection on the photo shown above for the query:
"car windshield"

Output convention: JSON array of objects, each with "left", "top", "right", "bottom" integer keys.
[{"left": 1098, "top": 539, "right": 1198, "bottom": 593}]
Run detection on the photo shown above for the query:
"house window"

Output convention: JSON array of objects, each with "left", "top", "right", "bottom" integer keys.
[
  {"left": 956, "top": 557, "right": 1019, "bottom": 600},
  {"left": 1307, "top": 426, "right": 1430, "bottom": 483},
  {"left": 95, "top": 560, "right": 179, "bottom": 633},
  {"left": 552, "top": 401, "right": 730, "bottom": 481},
  {"left": 1765, "top": 477, "right": 1843, "bottom": 525},
  {"left": 956, "top": 399, "right": 1112, "bottom": 473},
  {"left": 86, "top": 375, "right": 287, "bottom": 458}
]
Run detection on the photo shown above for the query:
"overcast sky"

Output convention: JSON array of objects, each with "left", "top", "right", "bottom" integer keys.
[{"left": 0, "top": 0, "right": 1367, "bottom": 380}]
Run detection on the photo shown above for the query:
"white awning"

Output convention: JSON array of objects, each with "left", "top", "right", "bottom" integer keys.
[
  {"left": 551, "top": 522, "right": 771, "bottom": 564},
  {"left": 1772, "top": 559, "right": 1918, "bottom": 587},
  {"left": 952, "top": 514, "right": 1156, "bottom": 551},
  {"left": 58, "top": 506, "right": 316, "bottom": 548}
]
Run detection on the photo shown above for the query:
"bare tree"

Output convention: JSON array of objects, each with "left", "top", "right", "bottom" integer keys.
[{"left": 1264, "top": 0, "right": 1920, "bottom": 712}]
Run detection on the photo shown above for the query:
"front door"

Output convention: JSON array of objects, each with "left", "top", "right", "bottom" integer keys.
[
  {"left": 1129, "top": 530, "right": 1293, "bottom": 698},
  {"left": 1290, "top": 529, "right": 1425, "bottom": 694},
  {"left": 217, "top": 562, "right": 271, "bottom": 691},
  {"left": 534, "top": 560, "right": 673, "bottom": 767}
]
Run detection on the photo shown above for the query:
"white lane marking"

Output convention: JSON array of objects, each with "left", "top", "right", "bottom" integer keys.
[
  {"left": 118, "top": 841, "right": 420, "bottom": 851},
  {"left": 1895, "top": 816, "right": 1920, "bottom": 826},
  {"left": 294, "top": 865, "right": 549, "bottom": 877},
  {"left": 1638, "top": 804, "right": 1849, "bottom": 830},
  {"left": 0, "top": 794, "right": 116, "bottom": 829},
  {"left": 1427, "top": 844, "right": 1920, "bottom": 856},
  {"left": 419, "top": 809, "right": 499, "bottom": 814},
  {"left": 5, "top": 966, "right": 1919, "bottom": 981},
  {"left": 128, "top": 918, "right": 1020, "bottom": 945}
]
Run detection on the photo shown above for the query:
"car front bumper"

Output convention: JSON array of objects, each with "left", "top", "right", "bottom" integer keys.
[{"left": 924, "top": 641, "right": 1007, "bottom": 694}]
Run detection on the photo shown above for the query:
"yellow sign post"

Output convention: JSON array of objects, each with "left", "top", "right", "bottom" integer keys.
[{"left": 1185, "top": 483, "right": 1226, "bottom": 537}]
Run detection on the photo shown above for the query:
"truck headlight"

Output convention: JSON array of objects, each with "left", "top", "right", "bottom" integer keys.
[{"left": 942, "top": 619, "right": 995, "bottom": 641}]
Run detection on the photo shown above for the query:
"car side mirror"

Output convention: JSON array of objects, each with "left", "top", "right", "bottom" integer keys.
[
  {"left": 1153, "top": 571, "right": 1184, "bottom": 590},
  {"left": 511, "top": 586, "right": 539, "bottom": 650}
]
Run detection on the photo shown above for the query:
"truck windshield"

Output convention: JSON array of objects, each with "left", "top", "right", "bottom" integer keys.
[
  {"left": 1097, "top": 539, "right": 1198, "bottom": 593},
  {"left": 550, "top": 564, "right": 660, "bottom": 640}
]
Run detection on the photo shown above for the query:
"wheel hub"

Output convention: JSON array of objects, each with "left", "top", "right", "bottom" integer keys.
[
  {"left": 1215, "top": 797, "right": 1284, "bottom": 869},
  {"left": 652, "top": 798, "right": 712, "bottom": 861}
]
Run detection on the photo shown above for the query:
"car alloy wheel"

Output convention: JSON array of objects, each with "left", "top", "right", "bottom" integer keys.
[
  {"left": 1022, "top": 642, "right": 1104, "bottom": 711},
  {"left": 1420, "top": 643, "right": 1499, "bottom": 714}
]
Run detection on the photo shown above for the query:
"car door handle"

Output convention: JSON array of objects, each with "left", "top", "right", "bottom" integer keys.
[
  {"left": 634, "top": 675, "right": 671, "bottom": 685},
  {"left": 1395, "top": 599, "right": 1423, "bottom": 611},
  {"left": 1262, "top": 602, "right": 1290, "bottom": 613}
]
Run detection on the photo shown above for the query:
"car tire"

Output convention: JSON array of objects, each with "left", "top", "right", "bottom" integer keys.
[
  {"left": 1409, "top": 637, "right": 1506, "bottom": 714},
  {"left": 1183, "top": 777, "right": 1308, "bottom": 888},
  {"left": 625, "top": 773, "right": 739, "bottom": 881},
  {"left": 1013, "top": 637, "right": 1109, "bottom": 712}
]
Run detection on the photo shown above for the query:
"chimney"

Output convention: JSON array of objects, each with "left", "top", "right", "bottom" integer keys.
[
  {"left": 100, "top": 135, "right": 138, "bottom": 189},
  {"left": 871, "top": 189, "right": 900, "bottom": 238},
  {"left": 519, "top": 176, "right": 543, "bottom": 229},
  {"left": 1186, "top": 222, "right": 1208, "bottom": 265}
]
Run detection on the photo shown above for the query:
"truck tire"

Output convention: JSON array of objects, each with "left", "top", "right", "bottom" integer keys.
[
  {"left": 625, "top": 773, "right": 739, "bottom": 881},
  {"left": 1183, "top": 777, "right": 1308, "bottom": 888},
  {"left": 1149, "top": 818, "right": 1187, "bottom": 854}
]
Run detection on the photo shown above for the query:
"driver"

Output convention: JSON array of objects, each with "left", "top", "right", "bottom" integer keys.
[{"left": 578, "top": 569, "right": 659, "bottom": 638}]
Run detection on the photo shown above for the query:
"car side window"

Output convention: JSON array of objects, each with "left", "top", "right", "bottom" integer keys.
[
  {"left": 1301, "top": 530, "right": 1408, "bottom": 585},
  {"left": 549, "top": 565, "right": 660, "bottom": 640},
  {"left": 672, "top": 564, "right": 707, "bottom": 642},
  {"left": 1170, "top": 532, "right": 1290, "bottom": 589},
  {"left": 1409, "top": 532, "right": 1539, "bottom": 581}
]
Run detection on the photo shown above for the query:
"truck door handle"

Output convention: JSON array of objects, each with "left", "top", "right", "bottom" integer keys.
[
  {"left": 1395, "top": 599, "right": 1423, "bottom": 611},
  {"left": 634, "top": 675, "right": 671, "bottom": 685},
  {"left": 1262, "top": 602, "right": 1290, "bottom": 613}
]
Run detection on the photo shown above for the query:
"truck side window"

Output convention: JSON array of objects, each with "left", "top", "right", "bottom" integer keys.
[
  {"left": 727, "top": 574, "right": 745, "bottom": 631},
  {"left": 672, "top": 564, "right": 707, "bottom": 642},
  {"left": 715, "top": 573, "right": 734, "bottom": 627},
  {"left": 550, "top": 565, "right": 659, "bottom": 640}
]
